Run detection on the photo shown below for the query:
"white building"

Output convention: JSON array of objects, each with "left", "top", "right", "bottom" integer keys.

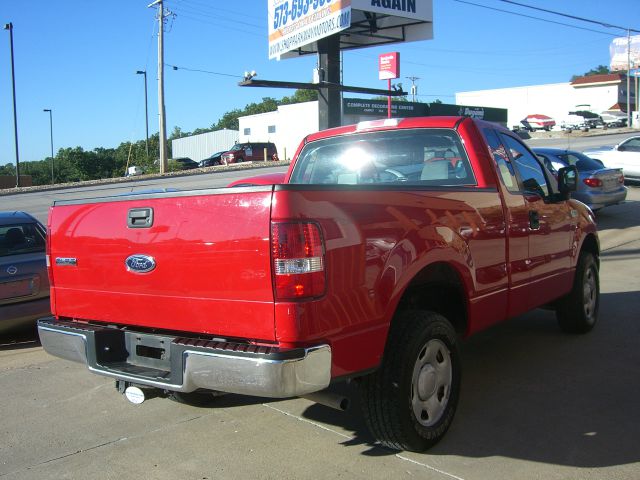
[
  {"left": 456, "top": 73, "right": 634, "bottom": 129},
  {"left": 171, "top": 129, "right": 239, "bottom": 162},
  {"left": 238, "top": 101, "right": 319, "bottom": 161}
]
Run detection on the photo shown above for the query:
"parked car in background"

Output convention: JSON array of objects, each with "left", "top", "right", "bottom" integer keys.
[
  {"left": 199, "top": 151, "right": 225, "bottom": 167},
  {"left": 533, "top": 148, "right": 627, "bottom": 211},
  {"left": 170, "top": 157, "right": 199, "bottom": 170},
  {"left": 584, "top": 136, "right": 640, "bottom": 182},
  {"left": 0, "top": 211, "right": 50, "bottom": 334},
  {"left": 221, "top": 142, "right": 279, "bottom": 164}
]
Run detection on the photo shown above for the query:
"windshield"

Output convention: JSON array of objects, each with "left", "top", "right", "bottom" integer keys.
[
  {"left": 0, "top": 222, "right": 46, "bottom": 257},
  {"left": 229, "top": 144, "right": 243, "bottom": 151},
  {"left": 289, "top": 128, "right": 476, "bottom": 186}
]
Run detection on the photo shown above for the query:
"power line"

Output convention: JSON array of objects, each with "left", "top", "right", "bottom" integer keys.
[
  {"left": 166, "top": 0, "right": 263, "bottom": 22},
  {"left": 169, "top": 5, "right": 264, "bottom": 29},
  {"left": 170, "top": 11, "right": 263, "bottom": 37},
  {"left": 496, "top": 0, "right": 640, "bottom": 33},
  {"left": 452, "top": 0, "right": 619, "bottom": 37},
  {"left": 166, "top": 63, "right": 242, "bottom": 79}
]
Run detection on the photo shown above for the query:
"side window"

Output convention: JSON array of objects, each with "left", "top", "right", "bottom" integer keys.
[
  {"left": 483, "top": 128, "right": 519, "bottom": 192},
  {"left": 620, "top": 137, "right": 640, "bottom": 152},
  {"left": 500, "top": 134, "right": 550, "bottom": 197}
]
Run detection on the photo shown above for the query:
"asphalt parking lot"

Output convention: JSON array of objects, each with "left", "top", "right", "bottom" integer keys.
[{"left": 1, "top": 182, "right": 639, "bottom": 480}]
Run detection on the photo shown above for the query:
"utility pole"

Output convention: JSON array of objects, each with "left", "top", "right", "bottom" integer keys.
[
  {"left": 148, "top": 0, "right": 169, "bottom": 173},
  {"left": 43, "top": 109, "right": 54, "bottom": 184},
  {"left": 4, "top": 23, "right": 20, "bottom": 187},
  {"left": 406, "top": 76, "right": 420, "bottom": 103}
]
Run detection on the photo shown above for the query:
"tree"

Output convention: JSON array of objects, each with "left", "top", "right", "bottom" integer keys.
[
  {"left": 571, "top": 65, "right": 611, "bottom": 81},
  {"left": 281, "top": 89, "right": 318, "bottom": 104}
]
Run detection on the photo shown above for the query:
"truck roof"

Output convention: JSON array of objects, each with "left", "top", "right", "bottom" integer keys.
[{"left": 304, "top": 116, "right": 480, "bottom": 144}]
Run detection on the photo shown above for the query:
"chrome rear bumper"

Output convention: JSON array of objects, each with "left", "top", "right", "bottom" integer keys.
[{"left": 37, "top": 317, "right": 331, "bottom": 398}]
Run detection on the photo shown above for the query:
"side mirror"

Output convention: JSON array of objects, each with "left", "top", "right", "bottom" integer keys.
[
  {"left": 557, "top": 165, "right": 578, "bottom": 197},
  {"left": 617, "top": 144, "right": 626, "bottom": 152}
]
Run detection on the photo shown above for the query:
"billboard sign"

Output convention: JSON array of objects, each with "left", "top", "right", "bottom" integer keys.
[
  {"left": 610, "top": 35, "right": 640, "bottom": 72},
  {"left": 268, "top": 0, "right": 352, "bottom": 59},
  {"left": 379, "top": 52, "right": 400, "bottom": 80},
  {"left": 271, "top": 0, "right": 432, "bottom": 59},
  {"left": 351, "top": 0, "right": 431, "bottom": 22}
]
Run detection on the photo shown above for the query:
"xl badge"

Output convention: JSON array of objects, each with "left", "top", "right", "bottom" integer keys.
[{"left": 125, "top": 254, "right": 156, "bottom": 273}]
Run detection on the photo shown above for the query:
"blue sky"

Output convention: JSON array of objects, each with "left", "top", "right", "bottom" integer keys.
[{"left": 1, "top": 0, "right": 639, "bottom": 164}]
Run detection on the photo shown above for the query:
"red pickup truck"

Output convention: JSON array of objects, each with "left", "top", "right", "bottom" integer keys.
[{"left": 38, "top": 116, "right": 599, "bottom": 452}]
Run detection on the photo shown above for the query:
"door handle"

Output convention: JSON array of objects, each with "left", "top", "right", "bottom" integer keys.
[
  {"left": 529, "top": 210, "right": 540, "bottom": 230},
  {"left": 128, "top": 208, "right": 154, "bottom": 228}
]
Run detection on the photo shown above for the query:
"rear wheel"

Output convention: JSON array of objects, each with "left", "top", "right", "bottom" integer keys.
[
  {"left": 360, "top": 310, "right": 461, "bottom": 452},
  {"left": 556, "top": 252, "right": 599, "bottom": 333}
]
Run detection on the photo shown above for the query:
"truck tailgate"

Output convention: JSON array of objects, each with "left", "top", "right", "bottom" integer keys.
[{"left": 48, "top": 188, "right": 276, "bottom": 341}]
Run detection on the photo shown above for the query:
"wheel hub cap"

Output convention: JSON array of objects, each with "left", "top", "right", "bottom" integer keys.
[
  {"left": 411, "top": 338, "right": 453, "bottom": 427},
  {"left": 417, "top": 365, "right": 437, "bottom": 400}
]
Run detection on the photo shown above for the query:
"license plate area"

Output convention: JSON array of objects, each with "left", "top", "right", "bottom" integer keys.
[
  {"left": 0, "top": 276, "right": 39, "bottom": 300},
  {"left": 124, "top": 331, "right": 172, "bottom": 371},
  {"left": 603, "top": 178, "right": 618, "bottom": 191}
]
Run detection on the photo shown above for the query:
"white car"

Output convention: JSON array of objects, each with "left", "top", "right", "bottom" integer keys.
[{"left": 584, "top": 136, "right": 640, "bottom": 181}]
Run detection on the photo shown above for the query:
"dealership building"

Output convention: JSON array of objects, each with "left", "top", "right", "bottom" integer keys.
[{"left": 457, "top": 73, "right": 636, "bottom": 129}]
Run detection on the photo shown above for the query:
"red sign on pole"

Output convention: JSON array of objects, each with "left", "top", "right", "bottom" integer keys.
[{"left": 379, "top": 52, "right": 400, "bottom": 80}]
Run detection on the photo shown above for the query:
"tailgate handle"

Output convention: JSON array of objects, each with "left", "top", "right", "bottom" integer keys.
[{"left": 128, "top": 208, "right": 154, "bottom": 228}]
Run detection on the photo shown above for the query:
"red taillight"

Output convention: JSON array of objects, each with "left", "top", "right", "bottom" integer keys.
[
  {"left": 271, "top": 222, "right": 325, "bottom": 300},
  {"left": 619, "top": 174, "right": 625, "bottom": 184},
  {"left": 583, "top": 177, "right": 603, "bottom": 188}
]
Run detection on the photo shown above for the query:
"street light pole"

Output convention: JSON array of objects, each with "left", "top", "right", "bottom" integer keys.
[
  {"left": 136, "top": 70, "right": 150, "bottom": 159},
  {"left": 4, "top": 22, "right": 20, "bottom": 188},
  {"left": 43, "top": 109, "right": 54, "bottom": 184}
]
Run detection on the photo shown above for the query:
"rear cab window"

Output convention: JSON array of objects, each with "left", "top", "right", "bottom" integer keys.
[
  {"left": 289, "top": 128, "right": 477, "bottom": 187},
  {"left": 0, "top": 223, "right": 46, "bottom": 257}
]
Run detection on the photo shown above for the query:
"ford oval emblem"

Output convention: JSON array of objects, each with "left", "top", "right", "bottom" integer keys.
[
  {"left": 125, "top": 254, "right": 156, "bottom": 274},
  {"left": 7, "top": 265, "right": 18, "bottom": 275}
]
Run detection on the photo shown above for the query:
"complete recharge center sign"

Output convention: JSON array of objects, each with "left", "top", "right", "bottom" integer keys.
[{"left": 268, "top": 0, "right": 352, "bottom": 59}]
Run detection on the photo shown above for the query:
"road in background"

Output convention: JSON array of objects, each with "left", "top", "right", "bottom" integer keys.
[{"left": 526, "top": 131, "right": 629, "bottom": 151}]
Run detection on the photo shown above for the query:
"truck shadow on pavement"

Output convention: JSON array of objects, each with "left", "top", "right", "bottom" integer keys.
[{"left": 298, "top": 290, "right": 640, "bottom": 467}]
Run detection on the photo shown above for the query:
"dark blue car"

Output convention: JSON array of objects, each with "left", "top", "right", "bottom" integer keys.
[
  {"left": 0, "top": 211, "right": 50, "bottom": 334},
  {"left": 533, "top": 148, "right": 627, "bottom": 211}
]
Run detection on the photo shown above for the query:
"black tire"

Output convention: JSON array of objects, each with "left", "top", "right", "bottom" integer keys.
[
  {"left": 168, "top": 390, "right": 226, "bottom": 407},
  {"left": 556, "top": 252, "right": 599, "bottom": 334},
  {"left": 360, "top": 310, "right": 461, "bottom": 452}
]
